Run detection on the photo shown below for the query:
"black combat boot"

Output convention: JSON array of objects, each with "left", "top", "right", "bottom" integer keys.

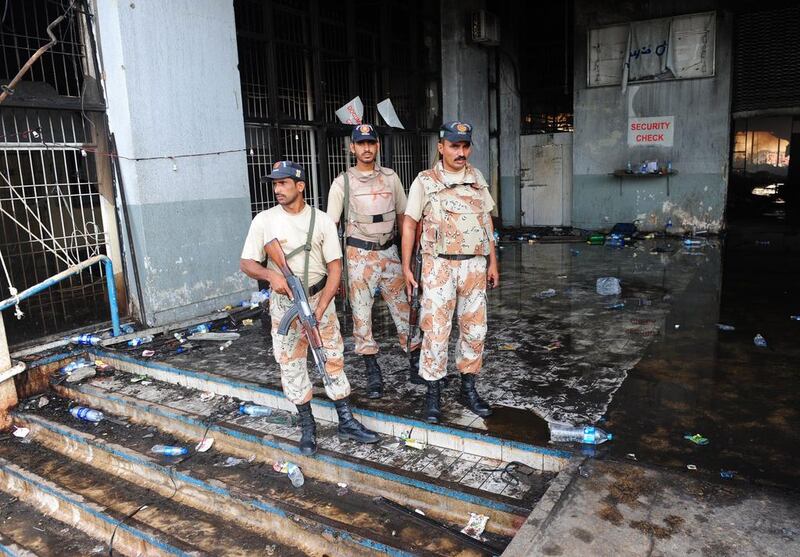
[
  {"left": 296, "top": 402, "right": 317, "bottom": 455},
  {"left": 363, "top": 354, "right": 383, "bottom": 399},
  {"left": 334, "top": 398, "right": 380, "bottom": 443},
  {"left": 458, "top": 373, "right": 493, "bottom": 417},
  {"left": 408, "top": 348, "right": 425, "bottom": 385},
  {"left": 424, "top": 379, "right": 442, "bottom": 424}
]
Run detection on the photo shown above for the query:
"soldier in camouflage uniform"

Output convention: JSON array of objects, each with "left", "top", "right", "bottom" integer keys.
[
  {"left": 401, "top": 122, "right": 499, "bottom": 424},
  {"left": 328, "top": 124, "right": 423, "bottom": 399},
  {"left": 241, "top": 160, "right": 380, "bottom": 455}
]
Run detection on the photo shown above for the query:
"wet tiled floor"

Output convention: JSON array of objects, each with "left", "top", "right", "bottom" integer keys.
[{"left": 113, "top": 231, "right": 800, "bottom": 489}]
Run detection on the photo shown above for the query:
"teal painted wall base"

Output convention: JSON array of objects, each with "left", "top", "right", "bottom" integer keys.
[{"left": 572, "top": 173, "right": 726, "bottom": 232}]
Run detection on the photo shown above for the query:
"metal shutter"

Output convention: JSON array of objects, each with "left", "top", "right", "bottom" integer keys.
[{"left": 733, "top": 6, "right": 800, "bottom": 113}]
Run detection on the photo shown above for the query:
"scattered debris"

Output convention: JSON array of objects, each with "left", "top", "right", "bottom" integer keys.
[
  {"left": 578, "top": 465, "right": 591, "bottom": 478},
  {"left": 720, "top": 470, "right": 737, "bottom": 480},
  {"left": 37, "top": 396, "right": 50, "bottom": 408},
  {"left": 65, "top": 366, "right": 96, "bottom": 383},
  {"left": 219, "top": 340, "right": 234, "bottom": 351},
  {"left": 141, "top": 349, "right": 155, "bottom": 358},
  {"left": 684, "top": 433, "right": 709, "bottom": 446},
  {"left": 556, "top": 274, "right": 568, "bottom": 279},
  {"left": 12, "top": 427, "right": 30, "bottom": 439},
  {"left": 674, "top": 324, "right": 681, "bottom": 329},
  {"left": 187, "top": 332, "right": 240, "bottom": 341},
  {"left": 626, "top": 453, "right": 638, "bottom": 461},
  {"left": 545, "top": 341, "right": 562, "bottom": 351},
  {"left": 402, "top": 436, "right": 426, "bottom": 450},
  {"left": 686, "top": 464, "right": 697, "bottom": 471},
  {"left": 716, "top": 323, "right": 736, "bottom": 331},
  {"left": 414, "top": 508, "right": 426, "bottom": 516},
  {"left": 753, "top": 334, "right": 768, "bottom": 348},
  {"left": 606, "top": 302, "right": 625, "bottom": 310},
  {"left": 537, "top": 288, "right": 557, "bottom": 298},
  {"left": 60, "top": 358, "right": 94, "bottom": 376},
  {"left": 199, "top": 392, "right": 215, "bottom": 402},
  {"left": 239, "top": 403, "right": 273, "bottom": 417},
  {"left": 195, "top": 437, "right": 214, "bottom": 452},
  {"left": 222, "top": 457, "right": 244, "bottom": 467},
  {"left": 498, "top": 343, "right": 520, "bottom": 351},
  {"left": 70, "top": 406, "right": 104, "bottom": 423},
  {"left": 596, "top": 277, "right": 621, "bottom": 296},
  {"left": 130, "top": 375, "right": 148, "bottom": 383},
  {"left": 460, "top": 513, "right": 489, "bottom": 540},
  {"left": 791, "top": 315, "right": 800, "bottom": 321},
  {"left": 242, "top": 319, "right": 254, "bottom": 326}
]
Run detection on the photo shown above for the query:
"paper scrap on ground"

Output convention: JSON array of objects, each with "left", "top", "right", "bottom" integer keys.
[
  {"left": 335, "top": 96, "right": 363, "bottom": 125},
  {"left": 377, "top": 98, "right": 404, "bottom": 129},
  {"left": 13, "top": 427, "right": 30, "bottom": 438},
  {"left": 196, "top": 437, "right": 214, "bottom": 452},
  {"left": 461, "top": 513, "right": 489, "bottom": 539}
]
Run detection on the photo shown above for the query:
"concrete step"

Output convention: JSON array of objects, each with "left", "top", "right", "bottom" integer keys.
[
  {"left": 0, "top": 437, "right": 293, "bottom": 556},
  {"left": 51, "top": 368, "right": 537, "bottom": 539},
  {"left": 82, "top": 349, "right": 571, "bottom": 473},
  {"left": 12, "top": 396, "right": 490, "bottom": 556},
  {"left": 0, "top": 490, "right": 103, "bottom": 556}
]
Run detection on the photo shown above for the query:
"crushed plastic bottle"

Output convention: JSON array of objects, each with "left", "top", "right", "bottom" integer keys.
[
  {"left": 121, "top": 324, "right": 136, "bottom": 334},
  {"left": 60, "top": 358, "right": 94, "bottom": 375},
  {"left": 286, "top": 462, "right": 304, "bottom": 487},
  {"left": 239, "top": 403, "right": 273, "bottom": 417},
  {"left": 70, "top": 406, "right": 104, "bottom": 423},
  {"left": 150, "top": 445, "right": 189, "bottom": 456},
  {"left": 596, "top": 277, "right": 621, "bottom": 296},
  {"left": 249, "top": 289, "right": 270, "bottom": 306},
  {"left": 69, "top": 334, "right": 102, "bottom": 346},
  {"left": 219, "top": 340, "right": 233, "bottom": 351},
  {"left": 549, "top": 423, "right": 613, "bottom": 445},
  {"left": 753, "top": 334, "right": 768, "bottom": 348},
  {"left": 607, "top": 233, "right": 625, "bottom": 248},
  {"left": 127, "top": 335, "right": 154, "bottom": 347},
  {"left": 187, "top": 323, "right": 211, "bottom": 335}
]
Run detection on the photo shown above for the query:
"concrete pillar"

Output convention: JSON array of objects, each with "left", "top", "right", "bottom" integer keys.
[
  {"left": 95, "top": 0, "right": 253, "bottom": 326},
  {"left": 498, "top": 6, "right": 521, "bottom": 228},
  {"left": 440, "top": 0, "right": 490, "bottom": 174},
  {"left": 0, "top": 315, "right": 19, "bottom": 430}
]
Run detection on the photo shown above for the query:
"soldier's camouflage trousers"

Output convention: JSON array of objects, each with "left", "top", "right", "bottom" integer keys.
[
  {"left": 269, "top": 290, "right": 350, "bottom": 405},
  {"left": 347, "top": 244, "right": 421, "bottom": 355},
  {"left": 419, "top": 254, "right": 487, "bottom": 381}
]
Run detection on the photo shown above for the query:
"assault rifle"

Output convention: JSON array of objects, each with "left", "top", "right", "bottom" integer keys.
[
  {"left": 407, "top": 221, "right": 424, "bottom": 361},
  {"left": 264, "top": 238, "right": 333, "bottom": 387}
]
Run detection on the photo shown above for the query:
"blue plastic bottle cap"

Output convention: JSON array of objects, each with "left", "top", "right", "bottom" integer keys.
[{"left": 607, "top": 433, "right": 613, "bottom": 440}]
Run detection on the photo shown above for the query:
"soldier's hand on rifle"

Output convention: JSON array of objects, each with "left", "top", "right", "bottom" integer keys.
[
  {"left": 487, "top": 262, "right": 500, "bottom": 289},
  {"left": 269, "top": 274, "right": 293, "bottom": 299},
  {"left": 403, "top": 266, "right": 417, "bottom": 299}
]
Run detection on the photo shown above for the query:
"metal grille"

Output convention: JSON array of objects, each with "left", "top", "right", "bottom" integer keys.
[
  {"left": 235, "top": 0, "right": 441, "bottom": 216},
  {"left": 245, "top": 125, "right": 275, "bottom": 215},
  {"left": 0, "top": 0, "right": 87, "bottom": 98},
  {"left": 733, "top": 6, "right": 800, "bottom": 113},
  {"left": 0, "top": 107, "right": 109, "bottom": 340}
]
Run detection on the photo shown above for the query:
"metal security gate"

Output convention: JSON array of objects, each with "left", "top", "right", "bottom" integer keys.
[
  {"left": 235, "top": 0, "right": 441, "bottom": 216},
  {"left": 0, "top": 0, "right": 121, "bottom": 344}
]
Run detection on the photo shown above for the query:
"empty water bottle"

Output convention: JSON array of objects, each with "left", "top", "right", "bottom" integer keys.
[
  {"left": 70, "top": 334, "right": 102, "bottom": 346},
  {"left": 286, "top": 462, "right": 304, "bottom": 488},
  {"left": 753, "top": 334, "right": 767, "bottom": 348},
  {"left": 60, "top": 358, "right": 94, "bottom": 375},
  {"left": 127, "top": 335, "right": 154, "bottom": 347},
  {"left": 188, "top": 323, "right": 211, "bottom": 335},
  {"left": 550, "top": 423, "right": 613, "bottom": 445},
  {"left": 239, "top": 403, "right": 273, "bottom": 417},
  {"left": 70, "top": 406, "right": 104, "bottom": 423},
  {"left": 150, "top": 445, "right": 189, "bottom": 456}
]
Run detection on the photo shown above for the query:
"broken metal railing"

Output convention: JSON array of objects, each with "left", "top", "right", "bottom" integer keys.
[{"left": 0, "top": 254, "right": 121, "bottom": 337}]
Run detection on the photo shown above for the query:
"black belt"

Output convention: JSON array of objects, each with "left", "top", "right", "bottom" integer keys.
[
  {"left": 346, "top": 237, "right": 395, "bottom": 251},
  {"left": 437, "top": 254, "right": 478, "bottom": 260},
  {"left": 309, "top": 276, "right": 327, "bottom": 296}
]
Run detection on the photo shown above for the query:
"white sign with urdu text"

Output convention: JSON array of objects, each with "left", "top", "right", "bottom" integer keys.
[{"left": 627, "top": 116, "right": 674, "bottom": 147}]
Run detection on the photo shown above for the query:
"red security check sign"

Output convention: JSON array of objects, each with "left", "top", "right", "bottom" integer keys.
[{"left": 627, "top": 116, "right": 674, "bottom": 147}]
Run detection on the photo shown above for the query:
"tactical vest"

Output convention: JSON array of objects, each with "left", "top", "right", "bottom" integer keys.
[
  {"left": 418, "top": 164, "right": 492, "bottom": 256},
  {"left": 343, "top": 166, "right": 396, "bottom": 239}
]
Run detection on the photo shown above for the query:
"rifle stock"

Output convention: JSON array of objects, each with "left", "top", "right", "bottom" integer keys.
[{"left": 264, "top": 239, "right": 292, "bottom": 275}]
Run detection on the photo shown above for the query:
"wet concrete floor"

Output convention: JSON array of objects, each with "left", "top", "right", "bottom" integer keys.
[{"left": 114, "top": 229, "right": 799, "bottom": 490}]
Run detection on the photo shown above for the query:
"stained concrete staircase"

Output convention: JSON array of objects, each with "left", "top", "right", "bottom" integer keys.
[{"left": 0, "top": 352, "right": 573, "bottom": 556}]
